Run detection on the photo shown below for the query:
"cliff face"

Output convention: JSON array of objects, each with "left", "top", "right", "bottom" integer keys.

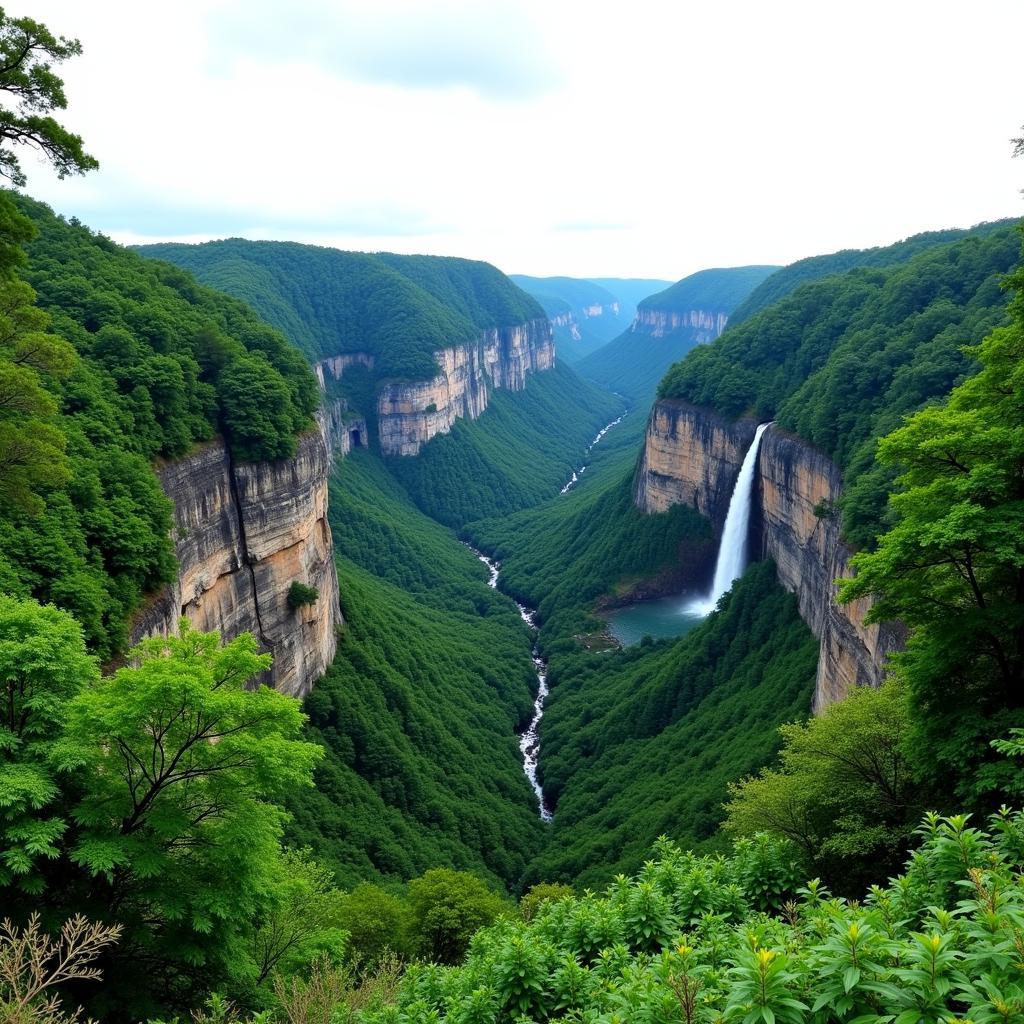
[
  {"left": 377, "top": 318, "right": 555, "bottom": 456},
  {"left": 130, "top": 426, "right": 342, "bottom": 698},
  {"left": 635, "top": 399, "right": 903, "bottom": 709},
  {"left": 632, "top": 308, "right": 730, "bottom": 340},
  {"left": 757, "top": 429, "right": 905, "bottom": 710},
  {"left": 581, "top": 301, "right": 620, "bottom": 319},
  {"left": 634, "top": 399, "right": 756, "bottom": 527}
]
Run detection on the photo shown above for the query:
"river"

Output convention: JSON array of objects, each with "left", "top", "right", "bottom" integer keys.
[{"left": 468, "top": 545, "right": 553, "bottom": 822}]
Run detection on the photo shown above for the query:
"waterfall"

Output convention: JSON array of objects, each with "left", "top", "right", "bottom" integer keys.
[{"left": 688, "top": 422, "right": 771, "bottom": 616}]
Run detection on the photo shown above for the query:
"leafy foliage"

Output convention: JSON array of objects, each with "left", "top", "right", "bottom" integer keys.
[
  {"left": 520, "top": 563, "right": 818, "bottom": 888},
  {"left": 0, "top": 11, "right": 98, "bottom": 188},
  {"left": 0, "top": 196, "right": 319, "bottom": 659},
  {"left": 724, "top": 681, "right": 923, "bottom": 891},
  {"left": 364, "top": 810, "right": 1024, "bottom": 1024},
  {"left": 841, "top": 252, "right": 1024, "bottom": 809},
  {"left": 285, "top": 452, "right": 546, "bottom": 888}
]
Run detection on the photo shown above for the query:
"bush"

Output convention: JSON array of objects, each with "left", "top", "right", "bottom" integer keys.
[{"left": 288, "top": 581, "right": 320, "bottom": 610}]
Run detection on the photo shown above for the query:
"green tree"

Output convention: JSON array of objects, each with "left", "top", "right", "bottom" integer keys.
[
  {"left": 0, "top": 275, "right": 73, "bottom": 510},
  {"left": 339, "top": 884, "right": 410, "bottom": 966},
  {"left": 49, "top": 623, "right": 323, "bottom": 1014},
  {"left": 0, "top": 595, "right": 97, "bottom": 896},
  {"left": 841, "top": 245, "right": 1024, "bottom": 807},
  {"left": 723, "top": 680, "right": 921, "bottom": 890},
  {"left": 404, "top": 868, "right": 509, "bottom": 964},
  {"left": 0, "top": 10, "right": 98, "bottom": 188}
]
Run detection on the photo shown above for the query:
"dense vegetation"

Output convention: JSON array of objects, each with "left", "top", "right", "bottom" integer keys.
[
  {"left": 578, "top": 265, "right": 777, "bottom": 405},
  {"left": 0, "top": 196, "right": 318, "bottom": 660},
  {"left": 659, "top": 224, "right": 1022, "bottom": 547},
  {"left": 366, "top": 808, "right": 1024, "bottom": 1024},
  {"left": 138, "top": 240, "right": 543, "bottom": 380},
  {"left": 525, "top": 563, "right": 818, "bottom": 887},
  {"left": 286, "top": 452, "right": 545, "bottom": 888},
  {"left": 387, "top": 361, "right": 623, "bottom": 526},
  {"left": 730, "top": 218, "right": 1017, "bottom": 323},
  {"left": 638, "top": 264, "right": 777, "bottom": 316}
]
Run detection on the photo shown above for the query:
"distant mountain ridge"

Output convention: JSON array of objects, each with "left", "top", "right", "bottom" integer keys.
[{"left": 510, "top": 274, "right": 672, "bottom": 361}]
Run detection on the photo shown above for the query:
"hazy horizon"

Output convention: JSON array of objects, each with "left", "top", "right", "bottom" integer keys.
[{"left": 19, "top": 0, "right": 1024, "bottom": 281}]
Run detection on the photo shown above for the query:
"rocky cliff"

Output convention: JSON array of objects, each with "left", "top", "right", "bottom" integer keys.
[
  {"left": 376, "top": 317, "right": 555, "bottom": 456},
  {"left": 130, "top": 424, "right": 342, "bottom": 698},
  {"left": 632, "top": 308, "right": 730, "bottom": 340},
  {"left": 634, "top": 399, "right": 756, "bottom": 526},
  {"left": 635, "top": 399, "right": 903, "bottom": 709}
]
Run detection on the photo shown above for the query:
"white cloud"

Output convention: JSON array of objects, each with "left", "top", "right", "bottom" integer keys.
[{"left": 17, "top": 0, "right": 1024, "bottom": 279}]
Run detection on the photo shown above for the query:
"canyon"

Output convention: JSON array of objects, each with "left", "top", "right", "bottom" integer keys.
[{"left": 635, "top": 398, "right": 904, "bottom": 709}]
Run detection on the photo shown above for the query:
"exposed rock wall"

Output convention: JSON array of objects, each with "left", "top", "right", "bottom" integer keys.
[
  {"left": 757, "top": 428, "right": 905, "bottom": 710},
  {"left": 633, "top": 308, "right": 729, "bottom": 339},
  {"left": 377, "top": 318, "right": 555, "bottom": 456},
  {"left": 634, "top": 399, "right": 756, "bottom": 527},
  {"left": 550, "top": 311, "right": 582, "bottom": 340},
  {"left": 581, "top": 302, "right": 620, "bottom": 318},
  {"left": 634, "top": 399, "right": 903, "bottom": 709},
  {"left": 315, "top": 351, "right": 375, "bottom": 387},
  {"left": 316, "top": 396, "right": 368, "bottom": 462},
  {"left": 130, "top": 427, "right": 342, "bottom": 698}
]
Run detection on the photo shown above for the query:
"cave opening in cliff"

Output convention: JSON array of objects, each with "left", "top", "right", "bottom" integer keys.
[{"left": 350, "top": 428, "right": 362, "bottom": 448}]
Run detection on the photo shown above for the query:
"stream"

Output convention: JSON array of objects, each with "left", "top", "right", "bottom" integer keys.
[
  {"left": 560, "top": 412, "right": 627, "bottom": 494},
  {"left": 465, "top": 411, "right": 630, "bottom": 821},
  {"left": 468, "top": 545, "right": 553, "bottom": 822}
]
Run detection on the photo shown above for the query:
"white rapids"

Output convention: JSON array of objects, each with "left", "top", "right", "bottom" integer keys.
[
  {"left": 468, "top": 545, "right": 552, "bottom": 822},
  {"left": 560, "top": 413, "right": 627, "bottom": 495}
]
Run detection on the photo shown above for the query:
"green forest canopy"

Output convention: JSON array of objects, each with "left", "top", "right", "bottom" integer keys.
[{"left": 137, "top": 239, "right": 544, "bottom": 381}]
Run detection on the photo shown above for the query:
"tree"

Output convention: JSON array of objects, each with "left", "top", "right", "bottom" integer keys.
[
  {"left": 403, "top": 868, "right": 509, "bottom": 965},
  {"left": 0, "top": 10, "right": 97, "bottom": 188},
  {"left": 49, "top": 623, "right": 323, "bottom": 1015},
  {"left": 0, "top": 595, "right": 97, "bottom": 897},
  {"left": 723, "top": 681, "right": 922, "bottom": 891},
  {"left": 840, "top": 241, "right": 1024, "bottom": 807}
]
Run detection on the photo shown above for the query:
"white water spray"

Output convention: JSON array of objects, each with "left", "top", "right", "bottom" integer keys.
[{"left": 688, "top": 422, "right": 771, "bottom": 616}]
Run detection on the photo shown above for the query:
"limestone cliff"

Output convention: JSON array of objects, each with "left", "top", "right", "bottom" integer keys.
[
  {"left": 634, "top": 399, "right": 903, "bottom": 709},
  {"left": 130, "top": 426, "right": 342, "bottom": 698},
  {"left": 634, "top": 399, "right": 756, "bottom": 526},
  {"left": 376, "top": 317, "right": 555, "bottom": 456},
  {"left": 550, "top": 311, "right": 582, "bottom": 340},
  {"left": 632, "top": 308, "right": 729, "bottom": 340}
]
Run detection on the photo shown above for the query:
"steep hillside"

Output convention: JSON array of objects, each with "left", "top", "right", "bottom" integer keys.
[
  {"left": 577, "top": 265, "right": 776, "bottom": 404},
  {"left": 138, "top": 239, "right": 542, "bottom": 380},
  {"left": 658, "top": 223, "right": 1022, "bottom": 547},
  {"left": 510, "top": 274, "right": 627, "bottom": 361},
  {"left": 731, "top": 218, "right": 1017, "bottom": 324},
  {"left": 1, "top": 197, "right": 320, "bottom": 661},
  {"left": 287, "top": 452, "right": 545, "bottom": 887},
  {"left": 388, "top": 360, "right": 623, "bottom": 527}
]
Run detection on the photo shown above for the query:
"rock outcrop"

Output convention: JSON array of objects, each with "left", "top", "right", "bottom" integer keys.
[
  {"left": 377, "top": 318, "right": 555, "bottom": 456},
  {"left": 314, "top": 351, "right": 375, "bottom": 388},
  {"left": 635, "top": 399, "right": 903, "bottom": 709},
  {"left": 130, "top": 426, "right": 342, "bottom": 698},
  {"left": 632, "top": 308, "right": 730, "bottom": 340}
]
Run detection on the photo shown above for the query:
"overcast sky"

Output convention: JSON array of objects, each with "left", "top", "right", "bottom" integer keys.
[{"left": 20, "top": 0, "right": 1024, "bottom": 280}]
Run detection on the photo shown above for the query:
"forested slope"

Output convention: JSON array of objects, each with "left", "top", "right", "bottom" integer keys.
[
  {"left": 137, "top": 239, "right": 542, "bottom": 379},
  {"left": 659, "top": 223, "right": 1022, "bottom": 546},
  {"left": 287, "top": 452, "right": 545, "bottom": 887},
  {"left": 1, "top": 196, "right": 319, "bottom": 659},
  {"left": 576, "top": 265, "right": 775, "bottom": 404},
  {"left": 730, "top": 217, "right": 1017, "bottom": 323},
  {"left": 387, "top": 360, "right": 623, "bottom": 526}
]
